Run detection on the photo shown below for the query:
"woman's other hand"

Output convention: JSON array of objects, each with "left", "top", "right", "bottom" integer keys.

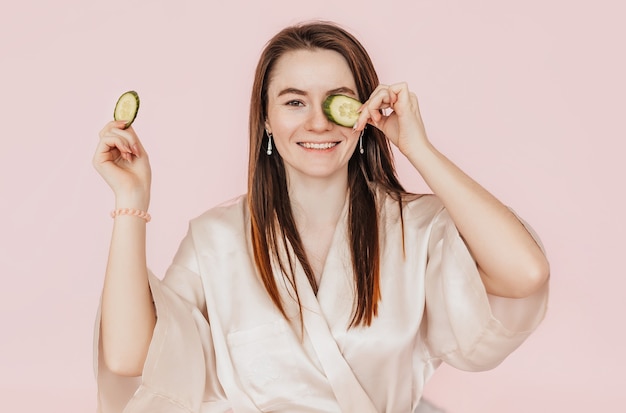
[
  {"left": 354, "top": 82, "right": 429, "bottom": 158},
  {"left": 92, "top": 121, "right": 152, "bottom": 210}
]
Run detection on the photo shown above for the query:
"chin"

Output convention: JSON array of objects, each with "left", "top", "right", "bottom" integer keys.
[{"left": 288, "top": 165, "right": 347, "bottom": 182}]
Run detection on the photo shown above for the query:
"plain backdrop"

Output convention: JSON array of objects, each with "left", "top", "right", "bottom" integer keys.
[{"left": 1, "top": 0, "right": 624, "bottom": 411}]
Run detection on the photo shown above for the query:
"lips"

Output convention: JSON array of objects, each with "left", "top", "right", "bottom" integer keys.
[{"left": 298, "top": 142, "right": 339, "bottom": 149}]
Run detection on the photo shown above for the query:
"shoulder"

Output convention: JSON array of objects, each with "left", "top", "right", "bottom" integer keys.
[
  {"left": 188, "top": 194, "right": 249, "bottom": 241},
  {"left": 377, "top": 189, "right": 445, "bottom": 227},
  {"left": 193, "top": 193, "right": 248, "bottom": 220}
]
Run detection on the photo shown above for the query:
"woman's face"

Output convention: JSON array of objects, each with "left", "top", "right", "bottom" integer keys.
[{"left": 265, "top": 48, "right": 360, "bottom": 184}]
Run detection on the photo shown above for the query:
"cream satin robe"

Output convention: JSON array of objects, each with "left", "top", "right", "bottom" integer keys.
[{"left": 94, "top": 191, "right": 549, "bottom": 413}]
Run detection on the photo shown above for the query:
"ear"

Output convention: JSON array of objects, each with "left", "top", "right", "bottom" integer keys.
[{"left": 264, "top": 120, "right": 271, "bottom": 134}]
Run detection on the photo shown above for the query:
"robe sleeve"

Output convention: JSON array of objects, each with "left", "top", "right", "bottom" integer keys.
[
  {"left": 423, "top": 207, "right": 549, "bottom": 371},
  {"left": 93, "top": 224, "right": 224, "bottom": 412}
]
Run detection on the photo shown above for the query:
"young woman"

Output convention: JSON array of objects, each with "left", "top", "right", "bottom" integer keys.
[{"left": 93, "top": 21, "right": 549, "bottom": 413}]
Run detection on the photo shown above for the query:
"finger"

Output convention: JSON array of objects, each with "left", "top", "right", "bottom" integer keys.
[
  {"left": 101, "top": 124, "right": 144, "bottom": 157},
  {"left": 95, "top": 142, "right": 133, "bottom": 165},
  {"left": 354, "top": 87, "right": 392, "bottom": 131},
  {"left": 99, "top": 120, "right": 131, "bottom": 139},
  {"left": 354, "top": 105, "right": 378, "bottom": 131},
  {"left": 110, "top": 126, "right": 145, "bottom": 157},
  {"left": 93, "top": 145, "right": 123, "bottom": 170},
  {"left": 409, "top": 92, "right": 420, "bottom": 114},
  {"left": 123, "top": 126, "right": 145, "bottom": 157},
  {"left": 95, "top": 134, "right": 134, "bottom": 163},
  {"left": 387, "top": 82, "right": 410, "bottom": 111},
  {"left": 368, "top": 86, "right": 394, "bottom": 108},
  {"left": 390, "top": 82, "right": 422, "bottom": 119},
  {"left": 99, "top": 132, "right": 132, "bottom": 151}
]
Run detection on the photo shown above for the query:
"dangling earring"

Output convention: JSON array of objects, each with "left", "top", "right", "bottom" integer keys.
[
  {"left": 359, "top": 130, "right": 364, "bottom": 154},
  {"left": 266, "top": 131, "right": 273, "bottom": 155}
]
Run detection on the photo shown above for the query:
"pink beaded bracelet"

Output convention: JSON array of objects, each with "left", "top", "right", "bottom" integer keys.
[{"left": 110, "top": 208, "right": 151, "bottom": 222}]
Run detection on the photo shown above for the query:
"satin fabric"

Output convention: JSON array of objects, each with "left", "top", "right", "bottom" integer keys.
[{"left": 94, "top": 191, "right": 549, "bottom": 412}]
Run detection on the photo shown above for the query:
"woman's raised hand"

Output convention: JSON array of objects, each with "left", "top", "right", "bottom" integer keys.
[
  {"left": 353, "top": 82, "right": 429, "bottom": 157},
  {"left": 92, "top": 121, "right": 152, "bottom": 210}
]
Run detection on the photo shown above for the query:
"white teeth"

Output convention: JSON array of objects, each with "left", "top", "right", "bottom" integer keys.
[{"left": 300, "top": 142, "right": 338, "bottom": 149}]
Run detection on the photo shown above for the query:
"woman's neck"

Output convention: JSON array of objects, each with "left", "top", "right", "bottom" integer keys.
[{"left": 287, "top": 172, "right": 349, "bottom": 230}]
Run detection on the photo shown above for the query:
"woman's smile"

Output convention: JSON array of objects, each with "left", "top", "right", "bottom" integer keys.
[{"left": 297, "top": 141, "right": 340, "bottom": 150}]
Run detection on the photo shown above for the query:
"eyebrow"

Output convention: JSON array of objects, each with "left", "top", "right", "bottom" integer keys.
[{"left": 276, "top": 86, "right": 357, "bottom": 97}]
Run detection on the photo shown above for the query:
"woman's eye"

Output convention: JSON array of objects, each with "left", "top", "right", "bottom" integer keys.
[{"left": 286, "top": 100, "right": 305, "bottom": 107}]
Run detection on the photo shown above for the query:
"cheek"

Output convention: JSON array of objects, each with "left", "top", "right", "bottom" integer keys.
[
  {"left": 344, "top": 131, "right": 360, "bottom": 147},
  {"left": 268, "top": 114, "right": 304, "bottom": 138}
]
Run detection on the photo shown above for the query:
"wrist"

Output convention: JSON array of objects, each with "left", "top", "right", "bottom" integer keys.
[
  {"left": 111, "top": 207, "right": 151, "bottom": 223},
  {"left": 115, "top": 190, "right": 150, "bottom": 211},
  {"left": 402, "top": 139, "right": 437, "bottom": 166}
]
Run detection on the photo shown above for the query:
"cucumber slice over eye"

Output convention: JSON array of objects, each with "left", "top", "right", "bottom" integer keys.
[
  {"left": 113, "top": 90, "right": 140, "bottom": 129},
  {"left": 323, "top": 94, "right": 361, "bottom": 127}
]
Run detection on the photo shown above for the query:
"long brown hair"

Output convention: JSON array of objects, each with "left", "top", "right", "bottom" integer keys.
[{"left": 248, "top": 21, "right": 407, "bottom": 327}]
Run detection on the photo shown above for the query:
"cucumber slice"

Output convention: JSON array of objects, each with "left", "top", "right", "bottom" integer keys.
[
  {"left": 113, "top": 90, "right": 140, "bottom": 129},
  {"left": 323, "top": 94, "right": 361, "bottom": 127}
]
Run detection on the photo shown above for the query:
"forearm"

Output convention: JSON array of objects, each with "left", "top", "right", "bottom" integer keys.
[
  {"left": 355, "top": 82, "right": 548, "bottom": 296},
  {"left": 101, "top": 199, "right": 156, "bottom": 376},
  {"left": 406, "top": 143, "right": 549, "bottom": 298}
]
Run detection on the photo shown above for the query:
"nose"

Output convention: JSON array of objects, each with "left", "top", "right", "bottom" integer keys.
[{"left": 305, "top": 103, "right": 333, "bottom": 132}]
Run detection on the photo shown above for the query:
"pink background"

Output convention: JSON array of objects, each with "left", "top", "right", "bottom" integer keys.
[{"left": 1, "top": 1, "right": 624, "bottom": 411}]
